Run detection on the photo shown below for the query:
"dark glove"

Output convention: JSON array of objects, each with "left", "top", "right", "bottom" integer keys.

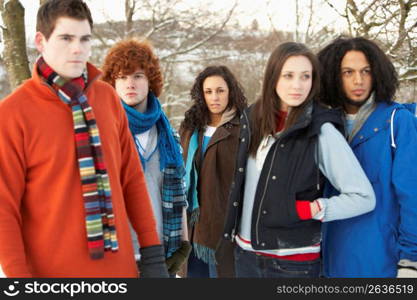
[
  {"left": 165, "top": 241, "right": 192, "bottom": 275},
  {"left": 397, "top": 259, "right": 417, "bottom": 278},
  {"left": 138, "top": 245, "right": 169, "bottom": 278}
]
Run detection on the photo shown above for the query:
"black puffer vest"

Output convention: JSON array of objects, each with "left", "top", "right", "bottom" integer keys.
[{"left": 223, "top": 102, "right": 344, "bottom": 250}]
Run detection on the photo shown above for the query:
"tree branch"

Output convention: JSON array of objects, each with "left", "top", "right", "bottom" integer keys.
[{"left": 160, "top": 0, "right": 237, "bottom": 60}]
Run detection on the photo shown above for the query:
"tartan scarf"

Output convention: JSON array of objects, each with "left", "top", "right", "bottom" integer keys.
[
  {"left": 161, "top": 151, "right": 188, "bottom": 258},
  {"left": 36, "top": 57, "right": 118, "bottom": 259}
]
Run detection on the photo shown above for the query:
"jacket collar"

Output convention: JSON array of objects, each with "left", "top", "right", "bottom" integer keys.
[
  {"left": 350, "top": 101, "right": 401, "bottom": 148},
  {"left": 347, "top": 94, "right": 376, "bottom": 143},
  {"left": 204, "top": 114, "right": 239, "bottom": 152},
  {"left": 243, "top": 101, "right": 314, "bottom": 144},
  {"left": 278, "top": 101, "right": 313, "bottom": 140}
]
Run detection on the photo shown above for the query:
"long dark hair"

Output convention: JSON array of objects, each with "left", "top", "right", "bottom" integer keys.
[
  {"left": 249, "top": 42, "right": 320, "bottom": 156},
  {"left": 317, "top": 36, "right": 398, "bottom": 107},
  {"left": 180, "top": 65, "right": 247, "bottom": 132}
]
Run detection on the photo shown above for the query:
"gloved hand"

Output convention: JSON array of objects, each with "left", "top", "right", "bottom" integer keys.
[
  {"left": 138, "top": 245, "right": 169, "bottom": 278},
  {"left": 165, "top": 241, "right": 192, "bottom": 275},
  {"left": 397, "top": 259, "right": 417, "bottom": 278}
]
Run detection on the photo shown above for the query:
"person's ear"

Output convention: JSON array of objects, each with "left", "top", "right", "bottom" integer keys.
[{"left": 34, "top": 32, "right": 46, "bottom": 53}]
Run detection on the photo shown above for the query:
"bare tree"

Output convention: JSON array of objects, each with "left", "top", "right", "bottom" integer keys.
[
  {"left": 93, "top": 0, "right": 238, "bottom": 122},
  {"left": 0, "top": 0, "right": 30, "bottom": 91},
  {"left": 267, "top": 0, "right": 340, "bottom": 51},
  {"left": 325, "top": 0, "right": 417, "bottom": 100},
  {"left": 295, "top": 0, "right": 300, "bottom": 41},
  {"left": 124, "top": 0, "right": 137, "bottom": 37}
]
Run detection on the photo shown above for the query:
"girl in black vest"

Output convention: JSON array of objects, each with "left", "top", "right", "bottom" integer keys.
[{"left": 223, "top": 42, "right": 376, "bottom": 278}]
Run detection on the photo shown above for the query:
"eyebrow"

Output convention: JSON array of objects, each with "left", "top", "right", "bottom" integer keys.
[
  {"left": 282, "top": 70, "right": 311, "bottom": 73},
  {"left": 341, "top": 66, "right": 370, "bottom": 70},
  {"left": 57, "top": 34, "right": 92, "bottom": 39}
]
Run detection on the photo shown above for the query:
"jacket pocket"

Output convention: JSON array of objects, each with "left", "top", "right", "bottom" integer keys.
[{"left": 262, "top": 191, "right": 299, "bottom": 227}]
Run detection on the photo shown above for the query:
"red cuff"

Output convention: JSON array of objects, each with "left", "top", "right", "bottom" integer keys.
[{"left": 296, "top": 200, "right": 312, "bottom": 220}]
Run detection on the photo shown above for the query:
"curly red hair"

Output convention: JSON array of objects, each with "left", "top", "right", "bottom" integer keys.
[{"left": 101, "top": 38, "right": 163, "bottom": 97}]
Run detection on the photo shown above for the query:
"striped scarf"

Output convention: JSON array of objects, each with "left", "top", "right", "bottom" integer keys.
[{"left": 37, "top": 57, "right": 118, "bottom": 259}]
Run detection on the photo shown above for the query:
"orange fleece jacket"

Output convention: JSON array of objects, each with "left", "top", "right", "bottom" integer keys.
[{"left": 0, "top": 63, "right": 160, "bottom": 277}]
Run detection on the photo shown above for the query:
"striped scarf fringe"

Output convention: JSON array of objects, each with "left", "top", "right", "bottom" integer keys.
[
  {"left": 37, "top": 57, "right": 118, "bottom": 259},
  {"left": 193, "top": 243, "right": 217, "bottom": 265}
]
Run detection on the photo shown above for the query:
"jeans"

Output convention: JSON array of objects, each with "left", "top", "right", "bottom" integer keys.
[
  {"left": 187, "top": 251, "right": 218, "bottom": 278},
  {"left": 234, "top": 246, "right": 320, "bottom": 278}
]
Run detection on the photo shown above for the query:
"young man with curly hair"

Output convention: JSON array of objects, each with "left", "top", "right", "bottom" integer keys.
[
  {"left": 318, "top": 36, "right": 417, "bottom": 278},
  {"left": 0, "top": 0, "right": 168, "bottom": 278},
  {"left": 101, "top": 39, "right": 191, "bottom": 277}
]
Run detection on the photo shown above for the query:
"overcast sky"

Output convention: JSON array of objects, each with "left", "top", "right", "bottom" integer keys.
[{"left": 17, "top": 0, "right": 347, "bottom": 39}]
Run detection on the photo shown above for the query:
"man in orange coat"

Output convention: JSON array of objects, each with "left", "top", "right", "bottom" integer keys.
[{"left": 0, "top": 0, "right": 168, "bottom": 278}]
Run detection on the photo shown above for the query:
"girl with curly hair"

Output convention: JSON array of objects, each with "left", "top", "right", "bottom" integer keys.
[
  {"left": 179, "top": 66, "right": 247, "bottom": 277},
  {"left": 101, "top": 39, "right": 191, "bottom": 277}
]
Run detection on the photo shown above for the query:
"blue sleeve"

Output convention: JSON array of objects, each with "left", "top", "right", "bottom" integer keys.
[
  {"left": 392, "top": 109, "right": 417, "bottom": 261},
  {"left": 317, "top": 123, "right": 376, "bottom": 222}
]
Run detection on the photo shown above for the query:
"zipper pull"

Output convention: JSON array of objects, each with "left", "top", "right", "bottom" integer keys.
[{"left": 231, "top": 228, "right": 236, "bottom": 242}]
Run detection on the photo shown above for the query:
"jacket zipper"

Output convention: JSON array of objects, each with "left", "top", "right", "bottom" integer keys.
[
  {"left": 253, "top": 116, "right": 314, "bottom": 245},
  {"left": 255, "top": 140, "right": 279, "bottom": 245},
  {"left": 232, "top": 110, "right": 251, "bottom": 242},
  {"left": 315, "top": 139, "right": 320, "bottom": 191},
  {"left": 243, "top": 103, "right": 312, "bottom": 246}
]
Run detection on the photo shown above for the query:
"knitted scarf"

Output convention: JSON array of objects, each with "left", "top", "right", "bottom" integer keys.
[
  {"left": 122, "top": 92, "right": 186, "bottom": 258},
  {"left": 122, "top": 92, "right": 183, "bottom": 170},
  {"left": 37, "top": 57, "right": 118, "bottom": 260}
]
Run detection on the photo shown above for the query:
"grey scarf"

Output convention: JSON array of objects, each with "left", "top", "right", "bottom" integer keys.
[{"left": 347, "top": 93, "right": 377, "bottom": 143}]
